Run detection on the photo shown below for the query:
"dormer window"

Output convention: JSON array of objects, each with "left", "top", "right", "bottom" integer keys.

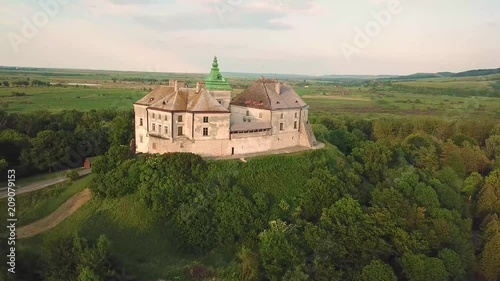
[{"left": 149, "top": 98, "right": 154, "bottom": 102}]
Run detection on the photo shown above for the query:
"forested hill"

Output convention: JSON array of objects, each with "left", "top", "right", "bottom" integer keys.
[
  {"left": 388, "top": 68, "right": 500, "bottom": 80},
  {"left": 3, "top": 109, "right": 499, "bottom": 281}
]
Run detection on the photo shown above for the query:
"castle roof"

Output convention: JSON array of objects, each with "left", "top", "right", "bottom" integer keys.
[
  {"left": 204, "top": 56, "right": 232, "bottom": 91},
  {"left": 231, "top": 78, "right": 307, "bottom": 110},
  {"left": 134, "top": 85, "right": 229, "bottom": 113}
]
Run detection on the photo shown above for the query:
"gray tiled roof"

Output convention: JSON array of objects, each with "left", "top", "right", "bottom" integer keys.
[
  {"left": 231, "top": 78, "right": 307, "bottom": 110},
  {"left": 230, "top": 122, "right": 272, "bottom": 132},
  {"left": 135, "top": 85, "right": 229, "bottom": 113}
]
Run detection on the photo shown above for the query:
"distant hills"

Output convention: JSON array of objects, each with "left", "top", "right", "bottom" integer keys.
[
  {"left": 2, "top": 66, "right": 499, "bottom": 81},
  {"left": 386, "top": 68, "right": 500, "bottom": 80}
]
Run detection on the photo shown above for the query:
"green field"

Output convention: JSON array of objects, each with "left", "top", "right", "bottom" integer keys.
[{"left": 1, "top": 69, "right": 500, "bottom": 119}]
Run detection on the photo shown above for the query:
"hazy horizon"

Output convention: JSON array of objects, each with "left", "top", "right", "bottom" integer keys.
[{"left": 1, "top": 0, "right": 499, "bottom": 76}]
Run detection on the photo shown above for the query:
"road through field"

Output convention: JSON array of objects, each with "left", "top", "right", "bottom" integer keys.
[
  {"left": 0, "top": 169, "right": 92, "bottom": 199},
  {"left": 16, "top": 189, "right": 92, "bottom": 239}
]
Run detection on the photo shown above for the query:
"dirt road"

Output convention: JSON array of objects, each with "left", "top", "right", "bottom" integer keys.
[{"left": 16, "top": 189, "right": 92, "bottom": 239}]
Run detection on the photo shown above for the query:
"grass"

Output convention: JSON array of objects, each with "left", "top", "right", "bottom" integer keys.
[
  {"left": 19, "top": 191, "right": 236, "bottom": 280},
  {"left": 303, "top": 92, "right": 500, "bottom": 119},
  {"left": 0, "top": 175, "right": 91, "bottom": 226},
  {"left": 0, "top": 86, "right": 147, "bottom": 112}
]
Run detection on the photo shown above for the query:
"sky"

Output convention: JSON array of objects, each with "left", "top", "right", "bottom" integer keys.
[{"left": 0, "top": 0, "right": 499, "bottom": 76}]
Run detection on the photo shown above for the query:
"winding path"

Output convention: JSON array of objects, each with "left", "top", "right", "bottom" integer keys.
[{"left": 17, "top": 189, "right": 92, "bottom": 239}]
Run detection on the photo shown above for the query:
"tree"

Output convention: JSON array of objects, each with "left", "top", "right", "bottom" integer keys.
[
  {"left": 479, "top": 232, "right": 500, "bottom": 281},
  {"left": 360, "top": 260, "right": 397, "bottom": 281},
  {"left": 109, "top": 111, "right": 134, "bottom": 146},
  {"left": 461, "top": 142, "right": 490, "bottom": 173},
  {"left": 259, "top": 220, "right": 303, "bottom": 281},
  {"left": 486, "top": 135, "right": 500, "bottom": 160},
  {"left": 305, "top": 197, "right": 389, "bottom": 275},
  {"left": 0, "top": 129, "right": 30, "bottom": 167},
  {"left": 300, "top": 168, "right": 341, "bottom": 221},
  {"left": 22, "top": 130, "right": 76, "bottom": 172},
  {"left": 414, "top": 182, "right": 440, "bottom": 209},
  {"left": 438, "top": 249, "right": 465, "bottom": 281},
  {"left": 462, "top": 172, "right": 483, "bottom": 198},
  {"left": 349, "top": 141, "right": 392, "bottom": 184},
  {"left": 214, "top": 186, "right": 261, "bottom": 245},
  {"left": 476, "top": 169, "right": 500, "bottom": 219},
  {"left": 400, "top": 253, "right": 448, "bottom": 281},
  {"left": 2, "top": 81, "right": 9, "bottom": 87}
]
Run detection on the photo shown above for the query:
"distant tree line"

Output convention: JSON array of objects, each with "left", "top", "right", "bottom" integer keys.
[
  {"left": 1, "top": 79, "right": 51, "bottom": 87},
  {"left": 384, "top": 84, "right": 500, "bottom": 98}
]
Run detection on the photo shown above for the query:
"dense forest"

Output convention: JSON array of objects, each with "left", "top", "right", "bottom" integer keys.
[{"left": 1, "top": 110, "right": 500, "bottom": 280}]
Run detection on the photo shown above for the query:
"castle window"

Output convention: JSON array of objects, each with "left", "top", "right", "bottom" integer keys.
[
  {"left": 203, "top": 128, "right": 209, "bottom": 136},
  {"left": 295, "top": 112, "right": 298, "bottom": 118},
  {"left": 178, "top": 126, "right": 183, "bottom": 136},
  {"left": 152, "top": 123, "right": 156, "bottom": 131},
  {"left": 280, "top": 123, "right": 284, "bottom": 131},
  {"left": 178, "top": 115, "right": 183, "bottom": 122},
  {"left": 280, "top": 113, "right": 284, "bottom": 119},
  {"left": 159, "top": 125, "right": 162, "bottom": 134},
  {"left": 159, "top": 114, "right": 161, "bottom": 120},
  {"left": 294, "top": 121, "right": 297, "bottom": 129},
  {"left": 139, "top": 135, "right": 143, "bottom": 143},
  {"left": 203, "top": 116, "right": 209, "bottom": 123},
  {"left": 165, "top": 115, "right": 168, "bottom": 121},
  {"left": 165, "top": 126, "right": 169, "bottom": 134},
  {"left": 139, "top": 118, "right": 143, "bottom": 126},
  {"left": 152, "top": 113, "right": 155, "bottom": 119},
  {"left": 152, "top": 143, "right": 157, "bottom": 150}
]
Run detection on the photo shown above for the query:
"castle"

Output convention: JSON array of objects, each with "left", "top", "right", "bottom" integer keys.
[{"left": 133, "top": 57, "right": 318, "bottom": 157}]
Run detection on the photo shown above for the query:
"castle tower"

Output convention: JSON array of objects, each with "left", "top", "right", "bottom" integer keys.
[{"left": 204, "top": 56, "right": 232, "bottom": 109}]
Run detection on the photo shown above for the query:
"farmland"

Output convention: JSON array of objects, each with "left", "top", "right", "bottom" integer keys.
[{"left": 1, "top": 68, "right": 500, "bottom": 119}]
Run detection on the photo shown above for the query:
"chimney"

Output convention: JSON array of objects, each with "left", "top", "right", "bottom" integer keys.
[{"left": 275, "top": 82, "right": 281, "bottom": 94}]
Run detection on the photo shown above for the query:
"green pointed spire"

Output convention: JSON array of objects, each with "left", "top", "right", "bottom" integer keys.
[{"left": 204, "top": 56, "right": 232, "bottom": 91}]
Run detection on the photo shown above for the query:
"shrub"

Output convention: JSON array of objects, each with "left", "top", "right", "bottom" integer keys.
[{"left": 66, "top": 170, "right": 80, "bottom": 181}]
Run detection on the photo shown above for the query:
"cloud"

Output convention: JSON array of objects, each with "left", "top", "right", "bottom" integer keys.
[
  {"left": 132, "top": 0, "right": 319, "bottom": 30},
  {"left": 134, "top": 9, "right": 291, "bottom": 30}
]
